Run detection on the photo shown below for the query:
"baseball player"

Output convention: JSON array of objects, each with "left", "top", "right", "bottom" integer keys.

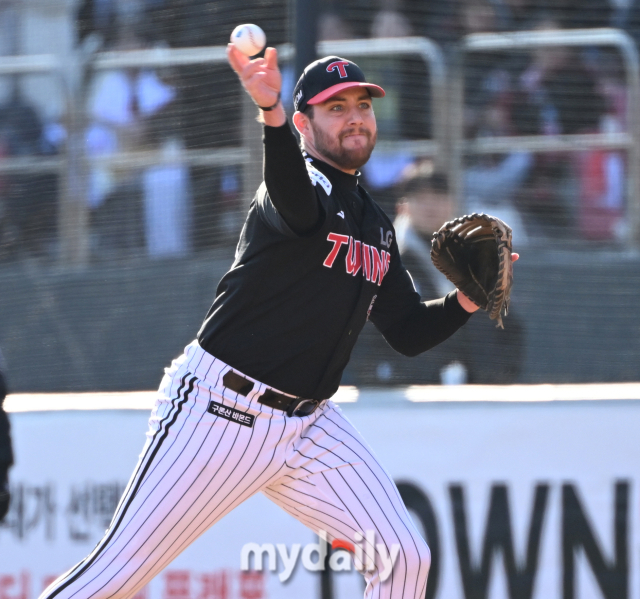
[
  {"left": 40, "top": 46, "right": 515, "bottom": 599},
  {"left": 0, "top": 347, "right": 12, "bottom": 523}
]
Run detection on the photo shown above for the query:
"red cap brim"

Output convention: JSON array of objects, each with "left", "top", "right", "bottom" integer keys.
[{"left": 307, "top": 81, "right": 386, "bottom": 106}]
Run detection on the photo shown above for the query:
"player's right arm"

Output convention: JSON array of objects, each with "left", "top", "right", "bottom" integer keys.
[{"left": 227, "top": 44, "right": 320, "bottom": 235}]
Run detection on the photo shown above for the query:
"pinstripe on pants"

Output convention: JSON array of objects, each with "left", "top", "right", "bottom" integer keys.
[{"left": 40, "top": 341, "right": 430, "bottom": 599}]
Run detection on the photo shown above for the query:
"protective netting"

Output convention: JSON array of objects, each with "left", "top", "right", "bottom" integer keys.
[{"left": 0, "top": 0, "right": 639, "bottom": 391}]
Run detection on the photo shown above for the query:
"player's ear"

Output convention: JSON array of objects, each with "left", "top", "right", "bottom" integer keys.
[{"left": 292, "top": 111, "right": 311, "bottom": 137}]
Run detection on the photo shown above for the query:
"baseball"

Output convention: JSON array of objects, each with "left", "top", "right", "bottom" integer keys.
[{"left": 230, "top": 24, "right": 267, "bottom": 57}]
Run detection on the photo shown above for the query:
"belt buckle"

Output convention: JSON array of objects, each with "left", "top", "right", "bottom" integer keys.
[{"left": 288, "top": 398, "right": 319, "bottom": 418}]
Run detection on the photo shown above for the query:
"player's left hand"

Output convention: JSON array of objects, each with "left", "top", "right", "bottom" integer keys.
[{"left": 457, "top": 253, "right": 519, "bottom": 314}]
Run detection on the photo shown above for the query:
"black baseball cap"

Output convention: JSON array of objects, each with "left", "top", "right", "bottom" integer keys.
[{"left": 293, "top": 56, "right": 385, "bottom": 113}]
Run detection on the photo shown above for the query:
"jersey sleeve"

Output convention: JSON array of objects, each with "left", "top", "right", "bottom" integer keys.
[
  {"left": 258, "top": 121, "right": 323, "bottom": 236},
  {"left": 255, "top": 184, "right": 298, "bottom": 236},
  {"left": 369, "top": 244, "right": 473, "bottom": 357}
]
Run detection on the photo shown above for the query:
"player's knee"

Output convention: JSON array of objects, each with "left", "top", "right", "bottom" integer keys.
[
  {"left": 411, "top": 537, "right": 431, "bottom": 576},
  {"left": 417, "top": 538, "right": 431, "bottom": 573},
  {"left": 395, "top": 537, "right": 430, "bottom": 582}
]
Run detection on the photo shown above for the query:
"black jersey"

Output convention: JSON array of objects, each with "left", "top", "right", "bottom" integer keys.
[{"left": 198, "top": 123, "right": 471, "bottom": 399}]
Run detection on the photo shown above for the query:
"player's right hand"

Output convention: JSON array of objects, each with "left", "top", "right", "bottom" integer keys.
[{"left": 227, "top": 44, "right": 282, "bottom": 110}]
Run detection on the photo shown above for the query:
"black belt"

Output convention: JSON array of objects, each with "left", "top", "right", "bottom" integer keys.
[{"left": 222, "top": 371, "right": 321, "bottom": 417}]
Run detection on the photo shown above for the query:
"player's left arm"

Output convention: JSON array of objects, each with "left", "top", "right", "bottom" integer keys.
[
  {"left": 370, "top": 249, "right": 517, "bottom": 357},
  {"left": 373, "top": 292, "right": 472, "bottom": 357}
]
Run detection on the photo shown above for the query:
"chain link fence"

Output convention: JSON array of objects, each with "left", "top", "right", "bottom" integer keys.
[{"left": 0, "top": 0, "right": 638, "bottom": 390}]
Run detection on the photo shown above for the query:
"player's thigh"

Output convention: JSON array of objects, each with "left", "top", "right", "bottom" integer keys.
[
  {"left": 264, "top": 402, "right": 430, "bottom": 599},
  {"left": 41, "top": 368, "right": 288, "bottom": 599}
]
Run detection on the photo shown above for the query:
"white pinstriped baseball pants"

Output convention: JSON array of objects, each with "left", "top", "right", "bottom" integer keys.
[{"left": 40, "top": 340, "right": 430, "bottom": 599}]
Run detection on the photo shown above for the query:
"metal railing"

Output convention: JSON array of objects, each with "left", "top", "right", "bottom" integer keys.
[
  {"left": 450, "top": 28, "right": 640, "bottom": 244},
  {"left": 0, "top": 38, "right": 448, "bottom": 266},
  {"left": 2, "top": 29, "right": 639, "bottom": 266},
  {"left": 89, "top": 37, "right": 449, "bottom": 163},
  {"left": 0, "top": 47, "right": 259, "bottom": 266}
]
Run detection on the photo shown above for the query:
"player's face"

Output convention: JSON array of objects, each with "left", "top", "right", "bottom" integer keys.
[{"left": 306, "top": 88, "right": 377, "bottom": 172}]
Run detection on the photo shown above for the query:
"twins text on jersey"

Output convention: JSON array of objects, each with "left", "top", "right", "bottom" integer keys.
[{"left": 323, "top": 233, "right": 391, "bottom": 286}]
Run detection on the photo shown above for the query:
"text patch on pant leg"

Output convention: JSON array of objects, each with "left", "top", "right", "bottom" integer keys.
[{"left": 207, "top": 401, "right": 255, "bottom": 428}]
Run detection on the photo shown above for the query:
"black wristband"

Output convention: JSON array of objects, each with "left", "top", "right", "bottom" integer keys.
[{"left": 259, "top": 92, "right": 281, "bottom": 112}]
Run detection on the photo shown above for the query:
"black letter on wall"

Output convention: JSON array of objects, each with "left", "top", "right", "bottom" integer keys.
[
  {"left": 397, "top": 482, "right": 440, "bottom": 599},
  {"left": 449, "top": 484, "right": 549, "bottom": 599},
  {"left": 562, "top": 481, "right": 629, "bottom": 599}
]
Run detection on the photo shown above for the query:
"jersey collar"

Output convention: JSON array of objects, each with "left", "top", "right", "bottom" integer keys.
[{"left": 303, "top": 153, "right": 360, "bottom": 191}]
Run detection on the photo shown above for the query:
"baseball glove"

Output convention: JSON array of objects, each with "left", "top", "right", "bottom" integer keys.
[{"left": 430, "top": 213, "right": 513, "bottom": 328}]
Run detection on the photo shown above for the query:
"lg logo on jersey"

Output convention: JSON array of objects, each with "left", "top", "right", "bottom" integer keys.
[
  {"left": 380, "top": 227, "right": 393, "bottom": 248},
  {"left": 323, "top": 233, "right": 391, "bottom": 286}
]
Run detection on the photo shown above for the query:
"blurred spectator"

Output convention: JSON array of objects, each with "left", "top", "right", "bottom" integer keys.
[
  {"left": 360, "top": 0, "right": 414, "bottom": 213},
  {"left": 77, "top": 0, "right": 120, "bottom": 46},
  {"left": 583, "top": 51, "right": 628, "bottom": 241},
  {"left": 317, "top": 0, "right": 374, "bottom": 39},
  {"left": 490, "top": 0, "right": 539, "bottom": 31},
  {"left": 142, "top": 137, "right": 192, "bottom": 258},
  {"left": 533, "top": 0, "right": 613, "bottom": 29},
  {"left": 403, "top": 0, "right": 459, "bottom": 48},
  {"left": 150, "top": 0, "right": 289, "bottom": 250},
  {"left": 624, "top": 0, "right": 640, "bottom": 48},
  {"left": 371, "top": 0, "right": 412, "bottom": 38},
  {"left": 491, "top": 0, "right": 613, "bottom": 30},
  {"left": 461, "top": 0, "right": 500, "bottom": 34},
  {"left": 0, "top": 347, "right": 13, "bottom": 523},
  {"left": 85, "top": 24, "right": 188, "bottom": 257},
  {"left": 572, "top": 86, "right": 626, "bottom": 241},
  {"left": 464, "top": 91, "right": 535, "bottom": 243},
  {"left": 346, "top": 164, "right": 524, "bottom": 386},
  {"left": 459, "top": 0, "right": 518, "bottom": 139},
  {"left": 515, "top": 17, "right": 621, "bottom": 239},
  {"left": 318, "top": 1, "right": 356, "bottom": 41},
  {"left": 575, "top": 140, "right": 625, "bottom": 241},
  {"left": 517, "top": 17, "right": 615, "bottom": 135},
  {"left": 0, "top": 86, "right": 57, "bottom": 261},
  {"left": 464, "top": 153, "right": 532, "bottom": 244},
  {"left": 77, "top": 0, "right": 167, "bottom": 46},
  {"left": 359, "top": 0, "right": 430, "bottom": 213}
]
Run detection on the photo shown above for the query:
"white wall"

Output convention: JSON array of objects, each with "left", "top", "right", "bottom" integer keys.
[{"left": 2, "top": 391, "right": 639, "bottom": 599}]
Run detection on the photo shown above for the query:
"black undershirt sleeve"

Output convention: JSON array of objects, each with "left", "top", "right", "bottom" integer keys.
[
  {"left": 370, "top": 243, "right": 473, "bottom": 356},
  {"left": 263, "top": 122, "right": 321, "bottom": 235},
  {"left": 379, "top": 291, "right": 473, "bottom": 357}
]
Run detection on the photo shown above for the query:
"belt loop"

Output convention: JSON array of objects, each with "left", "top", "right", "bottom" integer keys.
[
  {"left": 289, "top": 399, "right": 320, "bottom": 418},
  {"left": 222, "top": 370, "right": 255, "bottom": 397}
]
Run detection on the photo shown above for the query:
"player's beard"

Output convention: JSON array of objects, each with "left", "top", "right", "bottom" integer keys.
[{"left": 310, "top": 122, "right": 377, "bottom": 171}]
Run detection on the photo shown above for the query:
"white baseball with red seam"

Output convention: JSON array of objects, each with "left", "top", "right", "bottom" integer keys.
[{"left": 230, "top": 24, "right": 266, "bottom": 57}]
